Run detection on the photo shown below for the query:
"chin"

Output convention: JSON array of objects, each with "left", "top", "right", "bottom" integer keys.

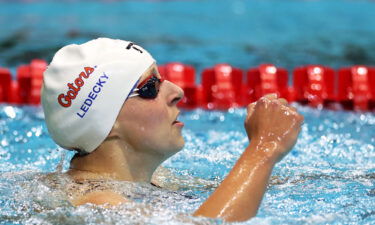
[
  {"left": 176, "top": 140, "right": 185, "bottom": 152},
  {"left": 176, "top": 136, "right": 185, "bottom": 150},
  {"left": 164, "top": 138, "right": 185, "bottom": 158}
]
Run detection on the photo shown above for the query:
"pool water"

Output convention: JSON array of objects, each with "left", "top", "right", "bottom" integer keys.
[
  {"left": 0, "top": 104, "right": 374, "bottom": 224},
  {"left": 1, "top": 0, "right": 375, "bottom": 73}
]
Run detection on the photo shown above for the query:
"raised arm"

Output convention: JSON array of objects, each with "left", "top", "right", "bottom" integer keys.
[{"left": 194, "top": 94, "right": 304, "bottom": 222}]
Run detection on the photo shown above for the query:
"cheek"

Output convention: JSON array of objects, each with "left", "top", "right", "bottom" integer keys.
[
  {"left": 122, "top": 101, "right": 171, "bottom": 148},
  {"left": 141, "top": 103, "right": 169, "bottom": 133}
]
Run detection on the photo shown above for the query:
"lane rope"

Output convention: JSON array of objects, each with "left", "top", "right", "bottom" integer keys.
[{"left": 1, "top": 60, "right": 374, "bottom": 111}]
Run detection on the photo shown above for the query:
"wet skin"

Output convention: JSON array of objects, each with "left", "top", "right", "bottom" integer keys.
[
  {"left": 115, "top": 65, "right": 185, "bottom": 160},
  {"left": 67, "top": 63, "right": 185, "bottom": 183},
  {"left": 67, "top": 64, "right": 304, "bottom": 222}
]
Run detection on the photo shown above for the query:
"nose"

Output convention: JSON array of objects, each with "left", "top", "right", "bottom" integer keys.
[{"left": 163, "top": 80, "right": 184, "bottom": 106}]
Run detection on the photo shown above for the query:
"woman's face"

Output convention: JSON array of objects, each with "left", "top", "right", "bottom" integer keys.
[{"left": 115, "top": 64, "right": 185, "bottom": 158}]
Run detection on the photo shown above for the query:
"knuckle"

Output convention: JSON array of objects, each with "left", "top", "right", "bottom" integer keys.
[
  {"left": 247, "top": 102, "right": 255, "bottom": 110},
  {"left": 258, "top": 97, "right": 267, "bottom": 104},
  {"left": 287, "top": 108, "right": 298, "bottom": 117},
  {"left": 278, "top": 98, "right": 288, "bottom": 104},
  {"left": 270, "top": 100, "right": 279, "bottom": 106}
]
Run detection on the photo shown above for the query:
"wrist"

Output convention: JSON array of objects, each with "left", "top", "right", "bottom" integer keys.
[{"left": 246, "top": 139, "right": 283, "bottom": 164}]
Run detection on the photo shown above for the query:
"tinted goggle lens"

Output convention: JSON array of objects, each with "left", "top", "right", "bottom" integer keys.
[
  {"left": 129, "top": 74, "right": 163, "bottom": 99},
  {"left": 138, "top": 76, "right": 161, "bottom": 99}
]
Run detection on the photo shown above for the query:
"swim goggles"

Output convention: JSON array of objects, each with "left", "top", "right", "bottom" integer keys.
[{"left": 128, "top": 73, "right": 163, "bottom": 99}]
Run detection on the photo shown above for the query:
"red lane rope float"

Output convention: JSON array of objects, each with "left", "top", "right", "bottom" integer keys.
[
  {"left": 247, "top": 64, "right": 289, "bottom": 104},
  {"left": 0, "top": 67, "right": 11, "bottom": 103},
  {"left": 0, "top": 59, "right": 374, "bottom": 112},
  {"left": 158, "top": 62, "right": 199, "bottom": 109},
  {"left": 201, "top": 63, "right": 244, "bottom": 110},
  {"left": 293, "top": 65, "right": 335, "bottom": 108},
  {"left": 338, "top": 66, "right": 375, "bottom": 111}
]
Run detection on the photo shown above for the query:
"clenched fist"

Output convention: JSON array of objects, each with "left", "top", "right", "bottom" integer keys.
[{"left": 244, "top": 94, "right": 304, "bottom": 162}]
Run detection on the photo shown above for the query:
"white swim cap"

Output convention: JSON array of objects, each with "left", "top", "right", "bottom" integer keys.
[{"left": 42, "top": 38, "right": 155, "bottom": 153}]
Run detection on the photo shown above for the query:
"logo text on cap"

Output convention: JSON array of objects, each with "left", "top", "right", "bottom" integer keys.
[
  {"left": 57, "top": 66, "right": 95, "bottom": 107},
  {"left": 76, "top": 73, "right": 109, "bottom": 118}
]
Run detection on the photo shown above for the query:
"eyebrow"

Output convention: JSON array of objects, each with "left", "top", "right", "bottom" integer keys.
[
  {"left": 137, "top": 72, "right": 158, "bottom": 88},
  {"left": 153, "top": 68, "right": 161, "bottom": 76},
  {"left": 137, "top": 66, "right": 160, "bottom": 86},
  {"left": 149, "top": 68, "right": 162, "bottom": 80}
]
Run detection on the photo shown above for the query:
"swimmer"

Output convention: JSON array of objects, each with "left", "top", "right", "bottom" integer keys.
[{"left": 42, "top": 38, "right": 304, "bottom": 222}]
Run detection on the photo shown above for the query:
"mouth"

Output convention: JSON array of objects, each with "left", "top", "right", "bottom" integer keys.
[{"left": 172, "top": 112, "right": 184, "bottom": 127}]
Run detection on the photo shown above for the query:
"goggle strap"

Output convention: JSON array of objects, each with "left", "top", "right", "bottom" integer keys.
[
  {"left": 128, "top": 92, "right": 139, "bottom": 98},
  {"left": 126, "top": 79, "right": 140, "bottom": 99}
]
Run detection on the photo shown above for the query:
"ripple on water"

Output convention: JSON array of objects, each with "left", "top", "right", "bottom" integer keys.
[{"left": 0, "top": 104, "right": 374, "bottom": 224}]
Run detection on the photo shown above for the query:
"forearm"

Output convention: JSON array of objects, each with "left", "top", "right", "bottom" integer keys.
[{"left": 193, "top": 141, "right": 278, "bottom": 222}]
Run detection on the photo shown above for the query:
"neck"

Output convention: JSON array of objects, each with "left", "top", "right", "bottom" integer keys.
[{"left": 67, "top": 139, "right": 165, "bottom": 183}]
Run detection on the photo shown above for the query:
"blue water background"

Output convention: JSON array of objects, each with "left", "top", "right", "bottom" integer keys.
[{"left": 0, "top": 0, "right": 375, "bottom": 76}]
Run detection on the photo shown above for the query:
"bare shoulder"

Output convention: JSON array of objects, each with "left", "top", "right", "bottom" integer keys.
[{"left": 71, "top": 190, "right": 129, "bottom": 207}]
